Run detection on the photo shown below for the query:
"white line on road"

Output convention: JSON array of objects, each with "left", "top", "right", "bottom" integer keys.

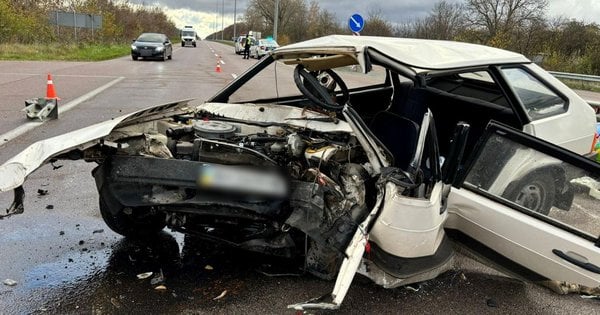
[
  {"left": 0, "top": 76, "right": 125, "bottom": 147},
  {"left": 220, "top": 60, "right": 226, "bottom": 65},
  {"left": 0, "top": 73, "right": 121, "bottom": 79},
  {"left": 231, "top": 73, "right": 238, "bottom": 79}
]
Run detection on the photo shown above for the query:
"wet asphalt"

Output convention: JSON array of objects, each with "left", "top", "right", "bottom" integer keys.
[{"left": 0, "top": 42, "right": 599, "bottom": 314}]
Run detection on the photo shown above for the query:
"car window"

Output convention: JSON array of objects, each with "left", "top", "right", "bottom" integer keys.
[
  {"left": 501, "top": 67, "right": 566, "bottom": 120},
  {"left": 228, "top": 60, "right": 388, "bottom": 104},
  {"left": 428, "top": 70, "right": 510, "bottom": 107},
  {"left": 462, "top": 129, "right": 600, "bottom": 238}
]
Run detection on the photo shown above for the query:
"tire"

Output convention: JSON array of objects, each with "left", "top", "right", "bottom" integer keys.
[
  {"left": 168, "top": 53, "right": 172, "bottom": 60},
  {"left": 131, "top": 54, "right": 138, "bottom": 61},
  {"left": 99, "top": 196, "right": 166, "bottom": 237},
  {"left": 162, "top": 53, "right": 167, "bottom": 61},
  {"left": 181, "top": 42, "right": 185, "bottom": 47},
  {"left": 502, "top": 172, "right": 555, "bottom": 215}
]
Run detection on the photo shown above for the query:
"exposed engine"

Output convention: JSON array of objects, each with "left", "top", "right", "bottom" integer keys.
[{"left": 95, "top": 104, "right": 374, "bottom": 279}]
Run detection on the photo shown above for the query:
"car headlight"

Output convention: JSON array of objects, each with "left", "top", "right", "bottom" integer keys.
[
  {"left": 155, "top": 46, "right": 164, "bottom": 52},
  {"left": 131, "top": 45, "right": 137, "bottom": 50}
]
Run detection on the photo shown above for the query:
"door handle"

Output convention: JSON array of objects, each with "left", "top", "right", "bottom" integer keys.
[{"left": 552, "top": 249, "right": 600, "bottom": 274}]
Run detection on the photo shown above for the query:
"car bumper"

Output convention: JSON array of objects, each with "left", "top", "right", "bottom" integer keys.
[{"left": 131, "top": 49, "right": 165, "bottom": 58}]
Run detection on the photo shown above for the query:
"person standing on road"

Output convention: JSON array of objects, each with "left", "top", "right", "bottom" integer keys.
[{"left": 243, "top": 34, "right": 251, "bottom": 59}]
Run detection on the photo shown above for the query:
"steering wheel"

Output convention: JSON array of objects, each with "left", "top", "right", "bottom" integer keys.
[{"left": 293, "top": 64, "right": 349, "bottom": 111}]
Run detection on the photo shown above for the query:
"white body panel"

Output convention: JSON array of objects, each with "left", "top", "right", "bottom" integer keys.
[{"left": 370, "top": 182, "right": 446, "bottom": 257}]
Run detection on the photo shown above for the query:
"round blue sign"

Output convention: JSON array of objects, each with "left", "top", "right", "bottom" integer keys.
[{"left": 348, "top": 14, "right": 364, "bottom": 33}]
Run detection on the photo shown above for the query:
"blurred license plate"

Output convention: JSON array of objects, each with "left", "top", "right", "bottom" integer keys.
[{"left": 197, "top": 164, "right": 288, "bottom": 198}]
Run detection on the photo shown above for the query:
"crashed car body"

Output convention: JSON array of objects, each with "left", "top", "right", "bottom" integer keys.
[{"left": 1, "top": 35, "right": 600, "bottom": 310}]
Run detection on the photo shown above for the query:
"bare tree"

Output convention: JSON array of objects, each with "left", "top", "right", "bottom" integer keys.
[
  {"left": 465, "top": 0, "right": 548, "bottom": 42},
  {"left": 361, "top": 8, "right": 394, "bottom": 36},
  {"left": 413, "top": 0, "right": 465, "bottom": 40}
]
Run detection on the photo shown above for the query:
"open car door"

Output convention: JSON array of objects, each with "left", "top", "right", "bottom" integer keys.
[{"left": 446, "top": 121, "right": 600, "bottom": 291}]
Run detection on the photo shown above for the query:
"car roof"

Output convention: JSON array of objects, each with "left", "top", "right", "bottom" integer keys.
[{"left": 273, "top": 35, "right": 530, "bottom": 71}]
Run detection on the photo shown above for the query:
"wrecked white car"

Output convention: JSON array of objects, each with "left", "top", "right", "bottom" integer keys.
[{"left": 1, "top": 35, "right": 599, "bottom": 310}]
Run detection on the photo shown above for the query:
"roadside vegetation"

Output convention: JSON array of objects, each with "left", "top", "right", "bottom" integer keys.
[{"left": 2, "top": 0, "right": 600, "bottom": 79}]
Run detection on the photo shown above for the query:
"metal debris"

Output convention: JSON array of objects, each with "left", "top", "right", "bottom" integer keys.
[
  {"left": 154, "top": 285, "right": 167, "bottom": 291},
  {"left": 213, "top": 290, "right": 227, "bottom": 300},
  {"left": 45, "top": 205, "right": 54, "bottom": 210},
  {"left": 136, "top": 272, "right": 153, "bottom": 280},
  {"left": 37, "top": 189, "right": 48, "bottom": 196},
  {"left": 92, "top": 229, "right": 104, "bottom": 234},
  {"left": 3, "top": 279, "right": 17, "bottom": 286},
  {"left": 151, "top": 269, "right": 165, "bottom": 285}
]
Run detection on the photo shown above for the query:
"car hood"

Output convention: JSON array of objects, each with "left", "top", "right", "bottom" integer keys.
[
  {"left": 0, "top": 100, "right": 190, "bottom": 192},
  {"left": 273, "top": 35, "right": 530, "bottom": 72}
]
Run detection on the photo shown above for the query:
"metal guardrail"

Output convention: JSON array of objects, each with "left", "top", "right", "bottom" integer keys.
[
  {"left": 548, "top": 71, "right": 600, "bottom": 116},
  {"left": 549, "top": 71, "right": 600, "bottom": 83}
]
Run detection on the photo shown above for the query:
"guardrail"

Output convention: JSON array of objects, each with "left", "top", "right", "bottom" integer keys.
[
  {"left": 549, "top": 71, "right": 600, "bottom": 83},
  {"left": 548, "top": 71, "right": 600, "bottom": 116}
]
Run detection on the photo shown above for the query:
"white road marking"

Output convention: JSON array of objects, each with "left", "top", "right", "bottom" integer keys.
[
  {"left": 0, "top": 76, "right": 125, "bottom": 147},
  {"left": 0, "top": 73, "right": 120, "bottom": 79},
  {"left": 220, "top": 60, "right": 226, "bottom": 65},
  {"left": 231, "top": 73, "right": 238, "bottom": 79}
]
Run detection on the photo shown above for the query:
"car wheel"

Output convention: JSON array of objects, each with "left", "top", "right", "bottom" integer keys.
[
  {"left": 168, "top": 53, "right": 172, "bottom": 60},
  {"left": 99, "top": 196, "right": 166, "bottom": 237},
  {"left": 502, "top": 172, "right": 555, "bottom": 215},
  {"left": 181, "top": 42, "right": 185, "bottom": 47},
  {"left": 131, "top": 55, "right": 138, "bottom": 61}
]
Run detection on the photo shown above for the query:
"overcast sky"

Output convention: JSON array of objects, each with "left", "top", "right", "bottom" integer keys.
[{"left": 127, "top": 0, "right": 600, "bottom": 39}]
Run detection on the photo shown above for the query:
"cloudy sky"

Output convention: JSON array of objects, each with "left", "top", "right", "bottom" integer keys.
[{"left": 128, "top": 0, "right": 600, "bottom": 39}]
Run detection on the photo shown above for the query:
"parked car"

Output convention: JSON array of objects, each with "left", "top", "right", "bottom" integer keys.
[
  {"left": 234, "top": 34, "right": 255, "bottom": 54},
  {"left": 250, "top": 38, "right": 279, "bottom": 59},
  {"left": 1, "top": 35, "right": 599, "bottom": 311},
  {"left": 131, "top": 33, "right": 173, "bottom": 61}
]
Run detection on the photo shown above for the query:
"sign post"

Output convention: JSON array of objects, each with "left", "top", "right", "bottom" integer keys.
[{"left": 348, "top": 13, "right": 364, "bottom": 34}]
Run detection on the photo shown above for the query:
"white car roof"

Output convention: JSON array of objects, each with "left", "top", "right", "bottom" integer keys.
[{"left": 273, "top": 35, "right": 530, "bottom": 71}]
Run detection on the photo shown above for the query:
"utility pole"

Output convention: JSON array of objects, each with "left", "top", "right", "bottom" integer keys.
[
  {"left": 273, "top": 0, "right": 279, "bottom": 42},
  {"left": 233, "top": 0, "right": 237, "bottom": 40},
  {"left": 221, "top": 0, "right": 224, "bottom": 40}
]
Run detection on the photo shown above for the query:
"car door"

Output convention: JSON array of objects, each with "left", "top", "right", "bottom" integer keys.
[{"left": 445, "top": 121, "right": 600, "bottom": 290}]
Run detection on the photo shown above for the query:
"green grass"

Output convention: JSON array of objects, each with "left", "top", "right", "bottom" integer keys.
[{"left": 0, "top": 43, "right": 131, "bottom": 61}]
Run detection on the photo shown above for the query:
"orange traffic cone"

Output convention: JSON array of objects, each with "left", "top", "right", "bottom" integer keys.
[
  {"left": 46, "top": 74, "right": 60, "bottom": 100},
  {"left": 215, "top": 62, "right": 222, "bottom": 73}
]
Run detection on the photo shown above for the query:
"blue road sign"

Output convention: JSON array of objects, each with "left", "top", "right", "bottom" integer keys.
[{"left": 348, "top": 14, "right": 364, "bottom": 33}]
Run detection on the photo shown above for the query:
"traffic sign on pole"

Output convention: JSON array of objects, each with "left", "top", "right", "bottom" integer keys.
[{"left": 348, "top": 14, "right": 364, "bottom": 33}]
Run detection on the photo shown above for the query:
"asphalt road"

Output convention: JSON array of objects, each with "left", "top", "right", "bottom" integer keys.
[{"left": 0, "top": 42, "right": 599, "bottom": 314}]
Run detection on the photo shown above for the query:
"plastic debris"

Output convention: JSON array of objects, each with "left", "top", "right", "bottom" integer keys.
[
  {"left": 92, "top": 229, "right": 104, "bottom": 234},
  {"left": 3, "top": 279, "right": 17, "bottom": 286},
  {"left": 46, "top": 205, "right": 54, "bottom": 210},
  {"left": 136, "top": 272, "right": 153, "bottom": 280},
  {"left": 204, "top": 265, "right": 214, "bottom": 270},
  {"left": 404, "top": 284, "right": 420, "bottom": 292},
  {"left": 486, "top": 298, "right": 498, "bottom": 308},
  {"left": 37, "top": 189, "right": 48, "bottom": 196},
  {"left": 213, "top": 290, "right": 227, "bottom": 300},
  {"left": 155, "top": 285, "right": 167, "bottom": 291}
]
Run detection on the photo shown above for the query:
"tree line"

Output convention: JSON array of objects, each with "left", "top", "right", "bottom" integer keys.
[
  {"left": 2, "top": 0, "right": 599, "bottom": 75},
  {"left": 215, "top": 0, "right": 600, "bottom": 75},
  {"left": 0, "top": 0, "right": 179, "bottom": 44}
]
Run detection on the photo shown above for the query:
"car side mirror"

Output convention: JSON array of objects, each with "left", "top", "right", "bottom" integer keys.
[
  {"left": 442, "top": 122, "right": 470, "bottom": 185},
  {"left": 132, "top": 39, "right": 136, "bottom": 43}
]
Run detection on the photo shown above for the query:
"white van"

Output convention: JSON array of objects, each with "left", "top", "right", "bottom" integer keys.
[{"left": 180, "top": 26, "right": 197, "bottom": 47}]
